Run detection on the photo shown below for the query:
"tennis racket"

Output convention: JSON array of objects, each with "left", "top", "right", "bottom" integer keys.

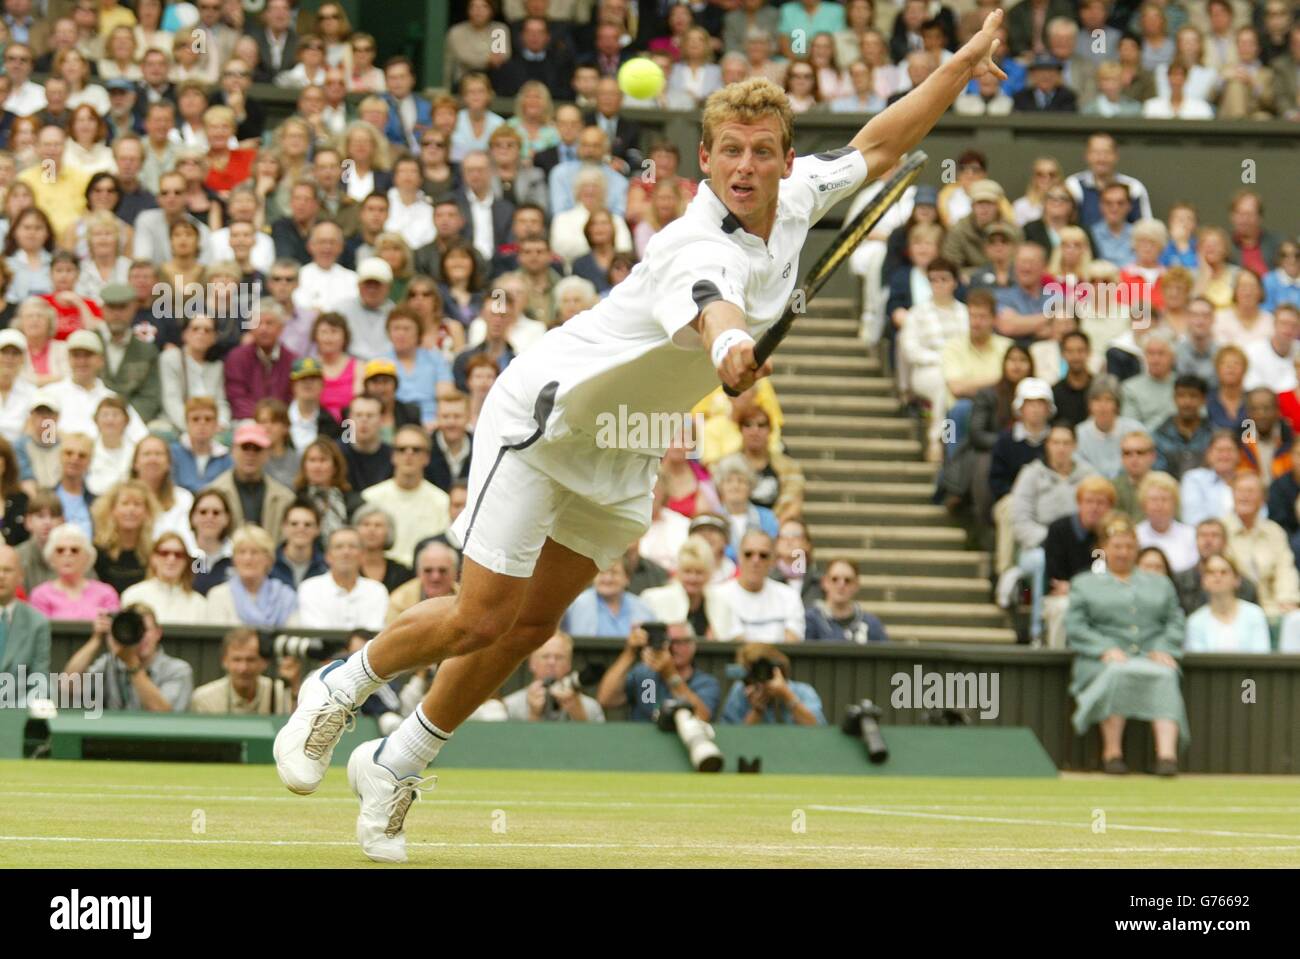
[{"left": 723, "top": 149, "right": 929, "bottom": 397}]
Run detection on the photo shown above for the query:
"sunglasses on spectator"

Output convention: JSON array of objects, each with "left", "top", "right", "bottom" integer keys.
[
  {"left": 395, "top": 445, "right": 428, "bottom": 454},
  {"left": 154, "top": 548, "right": 188, "bottom": 559},
  {"left": 1122, "top": 447, "right": 1153, "bottom": 456},
  {"left": 742, "top": 550, "right": 772, "bottom": 560}
]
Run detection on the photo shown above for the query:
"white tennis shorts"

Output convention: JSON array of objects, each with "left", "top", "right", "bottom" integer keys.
[{"left": 447, "top": 381, "right": 657, "bottom": 578}]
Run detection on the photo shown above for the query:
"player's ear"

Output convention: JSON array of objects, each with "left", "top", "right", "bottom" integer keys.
[
  {"left": 698, "top": 139, "right": 710, "bottom": 176},
  {"left": 783, "top": 147, "right": 796, "bottom": 177}
]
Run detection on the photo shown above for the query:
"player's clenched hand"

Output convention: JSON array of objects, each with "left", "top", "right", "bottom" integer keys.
[{"left": 718, "top": 340, "right": 774, "bottom": 394}]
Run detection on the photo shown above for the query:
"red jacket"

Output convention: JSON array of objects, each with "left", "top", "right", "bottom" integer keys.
[{"left": 223, "top": 342, "right": 297, "bottom": 420}]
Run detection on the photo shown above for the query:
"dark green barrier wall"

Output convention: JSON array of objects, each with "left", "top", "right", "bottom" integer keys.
[{"left": 45, "top": 623, "right": 1300, "bottom": 774}]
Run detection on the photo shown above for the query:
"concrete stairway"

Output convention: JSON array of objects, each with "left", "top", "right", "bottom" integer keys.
[{"left": 776, "top": 297, "right": 1017, "bottom": 644}]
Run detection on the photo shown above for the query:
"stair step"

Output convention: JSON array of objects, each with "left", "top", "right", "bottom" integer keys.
[
  {"left": 866, "top": 602, "right": 1008, "bottom": 626},
  {"left": 796, "top": 459, "right": 938, "bottom": 480},
  {"left": 803, "top": 502, "right": 953, "bottom": 526},
  {"left": 855, "top": 576, "right": 993, "bottom": 604},
  {"left": 781, "top": 394, "right": 904, "bottom": 415},
  {"left": 808, "top": 524, "right": 966, "bottom": 546},
  {"left": 782, "top": 336, "right": 873, "bottom": 355},
  {"left": 781, "top": 317, "right": 860, "bottom": 336},
  {"left": 771, "top": 374, "right": 897, "bottom": 394},
  {"left": 811, "top": 297, "right": 857, "bottom": 312},
  {"left": 777, "top": 355, "right": 878, "bottom": 376},
  {"left": 783, "top": 413, "right": 916, "bottom": 437},
  {"left": 785, "top": 435, "right": 923, "bottom": 460},
  {"left": 804, "top": 480, "right": 937, "bottom": 503},
  {"left": 883, "top": 624, "right": 1019, "bottom": 645},
  {"left": 823, "top": 548, "right": 989, "bottom": 578}
]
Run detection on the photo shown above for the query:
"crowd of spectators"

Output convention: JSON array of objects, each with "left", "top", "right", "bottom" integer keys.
[{"left": 1, "top": 1, "right": 1297, "bottom": 742}]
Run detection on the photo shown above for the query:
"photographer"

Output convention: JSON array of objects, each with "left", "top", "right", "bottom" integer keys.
[
  {"left": 597, "top": 622, "right": 721, "bottom": 722},
  {"left": 191, "top": 628, "right": 292, "bottom": 714},
  {"left": 719, "top": 643, "right": 825, "bottom": 726},
  {"left": 503, "top": 631, "right": 605, "bottom": 723},
  {"left": 62, "top": 602, "right": 194, "bottom": 712}
]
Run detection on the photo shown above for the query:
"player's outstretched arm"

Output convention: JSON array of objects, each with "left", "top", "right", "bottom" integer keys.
[
  {"left": 692, "top": 300, "right": 773, "bottom": 394},
  {"left": 849, "top": 9, "right": 1008, "bottom": 180}
]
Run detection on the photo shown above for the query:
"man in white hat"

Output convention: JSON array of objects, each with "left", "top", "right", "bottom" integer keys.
[
  {"left": 991, "top": 376, "right": 1057, "bottom": 577},
  {"left": 336, "top": 258, "right": 395, "bottom": 363},
  {"left": 0, "top": 329, "right": 35, "bottom": 444},
  {"left": 45, "top": 330, "right": 148, "bottom": 443}
]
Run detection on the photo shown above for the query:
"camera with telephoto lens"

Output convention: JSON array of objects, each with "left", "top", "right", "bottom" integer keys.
[
  {"left": 109, "top": 609, "right": 146, "bottom": 647},
  {"left": 746, "top": 657, "right": 777, "bottom": 685},
  {"left": 542, "top": 664, "right": 605, "bottom": 712},
  {"left": 842, "top": 699, "right": 889, "bottom": 764},
  {"left": 656, "top": 698, "right": 723, "bottom": 772},
  {"left": 259, "top": 634, "right": 344, "bottom": 662}
]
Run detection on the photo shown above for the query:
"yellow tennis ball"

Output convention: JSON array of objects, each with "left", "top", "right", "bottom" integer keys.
[{"left": 618, "top": 58, "right": 665, "bottom": 100}]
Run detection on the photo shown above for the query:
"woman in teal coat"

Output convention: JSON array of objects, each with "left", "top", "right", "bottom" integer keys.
[{"left": 1065, "top": 511, "right": 1189, "bottom": 776}]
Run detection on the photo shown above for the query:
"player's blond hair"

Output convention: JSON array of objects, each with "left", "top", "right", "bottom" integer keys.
[{"left": 700, "top": 77, "right": 795, "bottom": 156}]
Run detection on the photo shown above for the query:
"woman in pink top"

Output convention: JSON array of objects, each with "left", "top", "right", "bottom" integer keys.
[
  {"left": 311, "top": 312, "right": 361, "bottom": 422},
  {"left": 16, "top": 298, "right": 69, "bottom": 388},
  {"left": 30, "top": 523, "right": 121, "bottom": 620}
]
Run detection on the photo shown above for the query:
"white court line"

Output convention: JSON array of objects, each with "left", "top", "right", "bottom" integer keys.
[
  {"left": 1, "top": 835, "right": 1298, "bottom": 855},
  {"left": 3, "top": 788, "right": 1298, "bottom": 816},
  {"left": 809, "top": 805, "right": 1300, "bottom": 842}
]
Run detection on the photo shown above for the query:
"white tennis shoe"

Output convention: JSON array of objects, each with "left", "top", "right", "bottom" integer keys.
[
  {"left": 273, "top": 663, "right": 358, "bottom": 795},
  {"left": 347, "top": 738, "right": 437, "bottom": 863}
]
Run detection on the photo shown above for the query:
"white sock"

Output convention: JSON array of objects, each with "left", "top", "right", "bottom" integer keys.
[
  {"left": 321, "top": 646, "right": 391, "bottom": 705},
  {"left": 379, "top": 705, "right": 451, "bottom": 778}
]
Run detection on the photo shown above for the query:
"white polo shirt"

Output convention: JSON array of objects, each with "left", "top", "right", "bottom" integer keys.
[
  {"left": 296, "top": 573, "right": 389, "bottom": 631},
  {"left": 487, "top": 146, "right": 869, "bottom": 501},
  {"left": 293, "top": 262, "right": 359, "bottom": 315}
]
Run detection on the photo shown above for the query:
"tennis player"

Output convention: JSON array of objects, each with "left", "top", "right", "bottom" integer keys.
[{"left": 275, "top": 10, "right": 1009, "bottom": 861}]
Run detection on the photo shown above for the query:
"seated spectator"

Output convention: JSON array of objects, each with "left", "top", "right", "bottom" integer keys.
[
  {"left": 1262, "top": 241, "right": 1300, "bottom": 315},
  {"left": 1185, "top": 554, "right": 1271, "bottom": 653},
  {"left": 639, "top": 536, "right": 739, "bottom": 641},
  {"left": 899, "top": 256, "right": 969, "bottom": 460},
  {"left": 1224, "top": 470, "right": 1300, "bottom": 616},
  {"left": 16, "top": 492, "right": 64, "bottom": 593},
  {"left": 944, "top": 344, "right": 1033, "bottom": 513},
  {"left": 550, "top": 168, "right": 633, "bottom": 267},
  {"left": 1173, "top": 518, "right": 1260, "bottom": 614},
  {"left": 191, "top": 627, "right": 293, "bottom": 714},
  {"left": 120, "top": 531, "right": 209, "bottom": 624},
  {"left": 1143, "top": 56, "right": 1215, "bottom": 117},
  {"left": 736, "top": 406, "right": 804, "bottom": 522},
  {"left": 561, "top": 558, "right": 653, "bottom": 639},
  {"left": 0, "top": 332, "right": 34, "bottom": 444},
  {"left": 340, "top": 395, "right": 393, "bottom": 492},
  {"left": 718, "top": 530, "right": 805, "bottom": 643},
  {"left": 386, "top": 540, "right": 457, "bottom": 625},
  {"left": 1268, "top": 453, "right": 1300, "bottom": 543},
  {"left": 988, "top": 376, "right": 1054, "bottom": 565},
  {"left": 385, "top": 308, "right": 450, "bottom": 431},
  {"left": 1195, "top": 226, "right": 1240, "bottom": 310},
  {"left": 503, "top": 630, "right": 604, "bottom": 722},
  {"left": 0, "top": 542, "right": 49, "bottom": 673},
  {"left": 1213, "top": 271, "right": 1273, "bottom": 347},
  {"left": 938, "top": 290, "right": 1013, "bottom": 462},
  {"left": 206, "top": 523, "right": 301, "bottom": 629},
  {"left": 1108, "top": 430, "right": 1157, "bottom": 522},
  {"left": 52, "top": 431, "right": 96, "bottom": 542},
  {"left": 720, "top": 642, "right": 825, "bottom": 725},
  {"left": 354, "top": 504, "right": 413, "bottom": 594},
  {"left": 254, "top": 400, "right": 299, "bottom": 490},
  {"left": 210, "top": 422, "right": 296, "bottom": 542},
  {"left": 30, "top": 522, "right": 120, "bottom": 620},
  {"left": 159, "top": 315, "right": 232, "bottom": 434},
  {"left": 91, "top": 479, "right": 158, "bottom": 595},
  {"left": 1154, "top": 374, "right": 1212, "bottom": 480},
  {"left": 714, "top": 454, "right": 779, "bottom": 555},
  {"left": 1084, "top": 61, "right": 1142, "bottom": 116},
  {"left": 696, "top": 382, "right": 786, "bottom": 470},
  {"left": 1120, "top": 333, "right": 1177, "bottom": 433},
  {"left": 506, "top": 81, "right": 560, "bottom": 165},
  {"left": 1050, "top": 330, "right": 1095, "bottom": 428},
  {"left": 284, "top": 357, "right": 341, "bottom": 453},
  {"left": 1089, "top": 182, "right": 1136, "bottom": 266},
  {"left": 941, "top": 180, "right": 1016, "bottom": 277},
  {"left": 554, "top": 275, "right": 600, "bottom": 323},
  {"left": 623, "top": 537, "right": 670, "bottom": 596},
  {"left": 771, "top": 518, "right": 824, "bottom": 606},
  {"left": 270, "top": 502, "right": 327, "bottom": 591},
  {"left": 1012, "top": 55, "right": 1078, "bottom": 112},
  {"left": 638, "top": 473, "right": 691, "bottom": 576},
  {"left": 1159, "top": 265, "right": 1197, "bottom": 338},
  {"left": 223, "top": 299, "right": 295, "bottom": 422},
  {"left": 1180, "top": 429, "right": 1245, "bottom": 527},
  {"left": 994, "top": 242, "right": 1052, "bottom": 342},
  {"left": 1065, "top": 511, "right": 1187, "bottom": 776},
  {"left": 597, "top": 619, "right": 720, "bottom": 721},
  {"left": 294, "top": 436, "right": 362, "bottom": 544},
  {"left": 1206, "top": 344, "right": 1247, "bottom": 432},
  {"left": 1216, "top": 25, "right": 1276, "bottom": 121},
  {"left": 1244, "top": 303, "right": 1299, "bottom": 393},
  {"left": 1238, "top": 388, "right": 1294, "bottom": 486},
  {"left": 1136, "top": 472, "right": 1197, "bottom": 572},
  {"left": 687, "top": 512, "right": 737, "bottom": 584},
  {"left": 296, "top": 526, "right": 387, "bottom": 630},
  {"left": 437, "top": 242, "right": 488, "bottom": 329},
  {"left": 804, "top": 558, "right": 888, "bottom": 644},
  {"left": 63, "top": 601, "right": 192, "bottom": 711},
  {"left": 360, "top": 426, "right": 451, "bottom": 562},
  {"left": 1002, "top": 423, "right": 1091, "bottom": 638},
  {"left": 87, "top": 396, "right": 137, "bottom": 497},
  {"left": 15, "top": 302, "right": 68, "bottom": 393},
  {"left": 491, "top": 17, "right": 573, "bottom": 104},
  {"left": 170, "top": 398, "right": 232, "bottom": 494},
  {"left": 1041, "top": 475, "right": 1118, "bottom": 648},
  {"left": 1075, "top": 376, "right": 1147, "bottom": 479},
  {"left": 955, "top": 66, "right": 1013, "bottom": 115},
  {"left": 188, "top": 487, "right": 235, "bottom": 595}
]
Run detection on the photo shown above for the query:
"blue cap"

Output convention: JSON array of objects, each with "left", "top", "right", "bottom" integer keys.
[{"left": 106, "top": 78, "right": 136, "bottom": 92}]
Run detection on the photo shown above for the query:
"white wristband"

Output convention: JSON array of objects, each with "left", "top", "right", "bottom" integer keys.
[{"left": 711, "top": 328, "right": 754, "bottom": 369}]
